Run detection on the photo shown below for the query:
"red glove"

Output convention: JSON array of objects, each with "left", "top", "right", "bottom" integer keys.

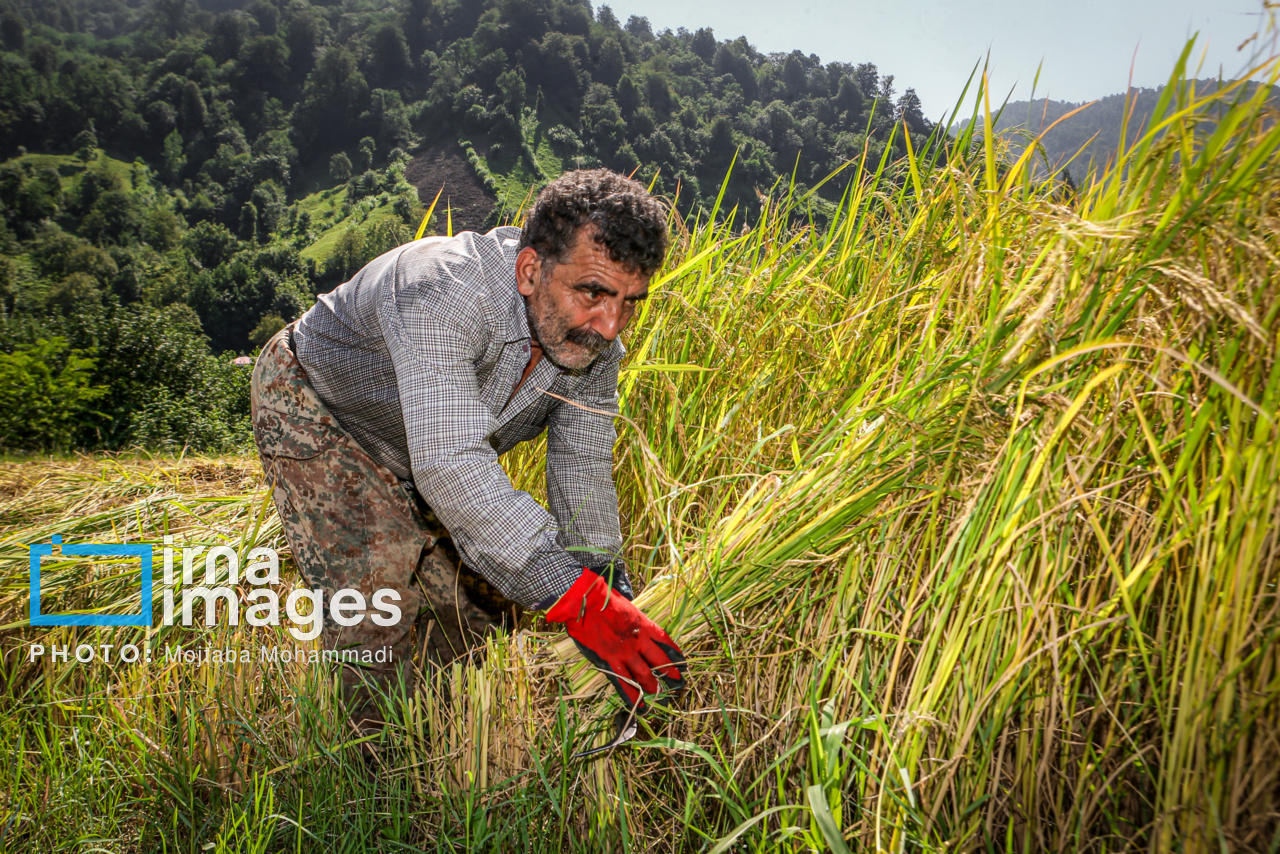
[{"left": 546, "top": 568, "right": 687, "bottom": 712}]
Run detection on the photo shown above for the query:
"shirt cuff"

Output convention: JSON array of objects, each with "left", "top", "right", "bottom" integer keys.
[
  {"left": 532, "top": 551, "right": 632, "bottom": 609},
  {"left": 527, "top": 548, "right": 589, "bottom": 610},
  {"left": 580, "top": 553, "right": 633, "bottom": 600},
  {"left": 527, "top": 547, "right": 632, "bottom": 606}
]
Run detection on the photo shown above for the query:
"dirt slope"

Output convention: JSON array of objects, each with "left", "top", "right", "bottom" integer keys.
[{"left": 403, "top": 143, "right": 498, "bottom": 234}]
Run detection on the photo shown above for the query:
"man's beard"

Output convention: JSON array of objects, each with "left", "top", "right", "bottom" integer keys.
[{"left": 526, "top": 301, "right": 609, "bottom": 372}]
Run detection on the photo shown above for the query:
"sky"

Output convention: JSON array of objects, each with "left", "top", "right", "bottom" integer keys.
[{"left": 596, "top": 0, "right": 1274, "bottom": 119}]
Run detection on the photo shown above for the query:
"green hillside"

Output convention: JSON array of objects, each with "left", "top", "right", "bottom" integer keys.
[{"left": 0, "top": 0, "right": 945, "bottom": 452}]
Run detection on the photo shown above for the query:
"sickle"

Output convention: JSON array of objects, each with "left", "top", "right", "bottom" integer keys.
[{"left": 572, "top": 707, "right": 641, "bottom": 761}]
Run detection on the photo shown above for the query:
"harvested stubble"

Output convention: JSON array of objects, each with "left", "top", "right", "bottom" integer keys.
[{"left": 3, "top": 54, "right": 1280, "bottom": 853}]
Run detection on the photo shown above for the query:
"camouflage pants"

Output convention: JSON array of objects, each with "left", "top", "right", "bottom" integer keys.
[{"left": 250, "top": 324, "right": 520, "bottom": 716}]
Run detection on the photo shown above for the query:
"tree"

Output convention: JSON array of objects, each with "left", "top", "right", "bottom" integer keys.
[
  {"left": 707, "top": 115, "right": 736, "bottom": 169},
  {"left": 248, "top": 0, "right": 279, "bottom": 36},
  {"left": 644, "top": 71, "right": 673, "bottom": 119},
  {"left": 556, "top": 2, "right": 592, "bottom": 36},
  {"left": 293, "top": 47, "right": 370, "bottom": 149},
  {"left": 0, "top": 338, "right": 105, "bottom": 451},
  {"left": 596, "top": 38, "right": 624, "bottom": 86},
  {"left": 403, "top": 0, "right": 435, "bottom": 57},
  {"left": 82, "top": 190, "right": 142, "bottom": 244},
  {"left": 692, "top": 28, "right": 715, "bottom": 64},
  {"left": 209, "top": 12, "right": 251, "bottom": 65},
  {"left": 145, "top": 99, "right": 178, "bottom": 138},
  {"left": 714, "top": 44, "right": 758, "bottom": 102},
  {"left": 184, "top": 221, "right": 239, "bottom": 270},
  {"left": 236, "top": 36, "right": 290, "bottom": 99},
  {"left": 367, "top": 23, "right": 412, "bottom": 89},
  {"left": 496, "top": 0, "right": 552, "bottom": 41},
  {"left": 180, "top": 80, "right": 207, "bottom": 131},
  {"left": 582, "top": 84, "right": 626, "bottom": 152},
  {"left": 251, "top": 181, "right": 286, "bottom": 235},
  {"left": 877, "top": 74, "right": 896, "bottom": 106},
  {"left": 616, "top": 74, "right": 641, "bottom": 117},
  {"left": 0, "top": 164, "right": 62, "bottom": 231},
  {"left": 283, "top": 9, "right": 319, "bottom": 82},
  {"left": 526, "top": 32, "right": 584, "bottom": 107},
  {"left": 597, "top": 5, "right": 620, "bottom": 29},
  {"left": 50, "top": 271, "right": 102, "bottom": 315},
  {"left": 249, "top": 312, "right": 286, "bottom": 347},
  {"left": 854, "top": 62, "right": 879, "bottom": 98},
  {"left": 897, "top": 88, "right": 927, "bottom": 135},
  {"left": 189, "top": 252, "right": 280, "bottom": 350},
  {"left": 90, "top": 303, "right": 250, "bottom": 450},
  {"left": 496, "top": 67, "right": 526, "bottom": 114},
  {"left": 783, "top": 52, "right": 807, "bottom": 100},
  {"left": 763, "top": 101, "right": 802, "bottom": 166},
  {"left": 73, "top": 122, "right": 98, "bottom": 162},
  {"left": 358, "top": 136, "right": 376, "bottom": 171},
  {"left": 1, "top": 12, "right": 26, "bottom": 51},
  {"left": 625, "top": 15, "right": 653, "bottom": 41},
  {"left": 142, "top": 206, "right": 183, "bottom": 252},
  {"left": 148, "top": 0, "right": 191, "bottom": 40},
  {"left": 239, "top": 200, "right": 258, "bottom": 242},
  {"left": 330, "top": 226, "right": 367, "bottom": 280},
  {"left": 163, "top": 130, "right": 186, "bottom": 181},
  {"left": 835, "top": 76, "right": 863, "bottom": 118},
  {"left": 0, "top": 0, "right": 940, "bottom": 341}
]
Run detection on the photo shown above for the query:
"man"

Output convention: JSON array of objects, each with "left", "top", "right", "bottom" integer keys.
[{"left": 251, "top": 169, "right": 686, "bottom": 726}]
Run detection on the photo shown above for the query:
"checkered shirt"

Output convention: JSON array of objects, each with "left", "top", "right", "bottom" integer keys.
[{"left": 293, "top": 226, "right": 626, "bottom": 608}]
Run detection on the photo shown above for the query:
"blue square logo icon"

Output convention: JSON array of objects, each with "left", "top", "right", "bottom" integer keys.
[{"left": 29, "top": 535, "right": 153, "bottom": 627}]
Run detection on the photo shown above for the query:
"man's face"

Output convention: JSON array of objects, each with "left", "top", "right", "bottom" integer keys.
[{"left": 516, "top": 230, "right": 650, "bottom": 372}]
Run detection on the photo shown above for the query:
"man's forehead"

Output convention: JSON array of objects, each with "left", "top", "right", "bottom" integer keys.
[
  {"left": 560, "top": 230, "right": 614, "bottom": 263},
  {"left": 553, "top": 241, "right": 647, "bottom": 288}
]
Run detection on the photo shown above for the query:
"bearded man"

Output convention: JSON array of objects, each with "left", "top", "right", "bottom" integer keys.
[{"left": 251, "top": 169, "right": 686, "bottom": 726}]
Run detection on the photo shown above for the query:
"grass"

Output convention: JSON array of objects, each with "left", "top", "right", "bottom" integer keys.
[
  {"left": 468, "top": 141, "right": 545, "bottom": 224},
  {"left": 3, "top": 47, "right": 1280, "bottom": 852},
  {"left": 294, "top": 184, "right": 406, "bottom": 267},
  {"left": 8, "top": 150, "right": 145, "bottom": 193},
  {"left": 524, "top": 115, "right": 567, "bottom": 183},
  {"left": 292, "top": 184, "right": 350, "bottom": 231}
]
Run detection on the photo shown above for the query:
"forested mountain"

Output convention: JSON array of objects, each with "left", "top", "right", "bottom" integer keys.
[
  {"left": 991, "top": 79, "right": 1279, "bottom": 175},
  {"left": 0, "top": 0, "right": 937, "bottom": 452}
]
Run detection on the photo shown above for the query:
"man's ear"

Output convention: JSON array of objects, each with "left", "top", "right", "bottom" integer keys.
[{"left": 516, "top": 247, "right": 540, "bottom": 297}]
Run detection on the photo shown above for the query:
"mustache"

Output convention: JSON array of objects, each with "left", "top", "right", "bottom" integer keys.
[{"left": 565, "top": 326, "right": 608, "bottom": 353}]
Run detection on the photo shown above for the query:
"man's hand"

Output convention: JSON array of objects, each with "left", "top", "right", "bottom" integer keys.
[{"left": 546, "top": 568, "right": 687, "bottom": 712}]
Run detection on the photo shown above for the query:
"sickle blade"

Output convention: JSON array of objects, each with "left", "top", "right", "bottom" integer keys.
[{"left": 571, "top": 708, "right": 640, "bottom": 761}]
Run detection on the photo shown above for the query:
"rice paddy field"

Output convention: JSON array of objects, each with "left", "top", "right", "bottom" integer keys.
[{"left": 2, "top": 53, "right": 1280, "bottom": 852}]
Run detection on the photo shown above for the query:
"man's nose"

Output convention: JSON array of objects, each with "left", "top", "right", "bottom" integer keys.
[{"left": 590, "top": 299, "right": 625, "bottom": 341}]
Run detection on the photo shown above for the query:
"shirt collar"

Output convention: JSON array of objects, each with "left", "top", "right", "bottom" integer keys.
[{"left": 506, "top": 290, "right": 532, "bottom": 345}]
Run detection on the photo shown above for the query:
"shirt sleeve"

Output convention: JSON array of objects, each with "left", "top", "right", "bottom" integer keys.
[
  {"left": 545, "top": 345, "right": 630, "bottom": 591},
  {"left": 374, "top": 246, "right": 582, "bottom": 609}
]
